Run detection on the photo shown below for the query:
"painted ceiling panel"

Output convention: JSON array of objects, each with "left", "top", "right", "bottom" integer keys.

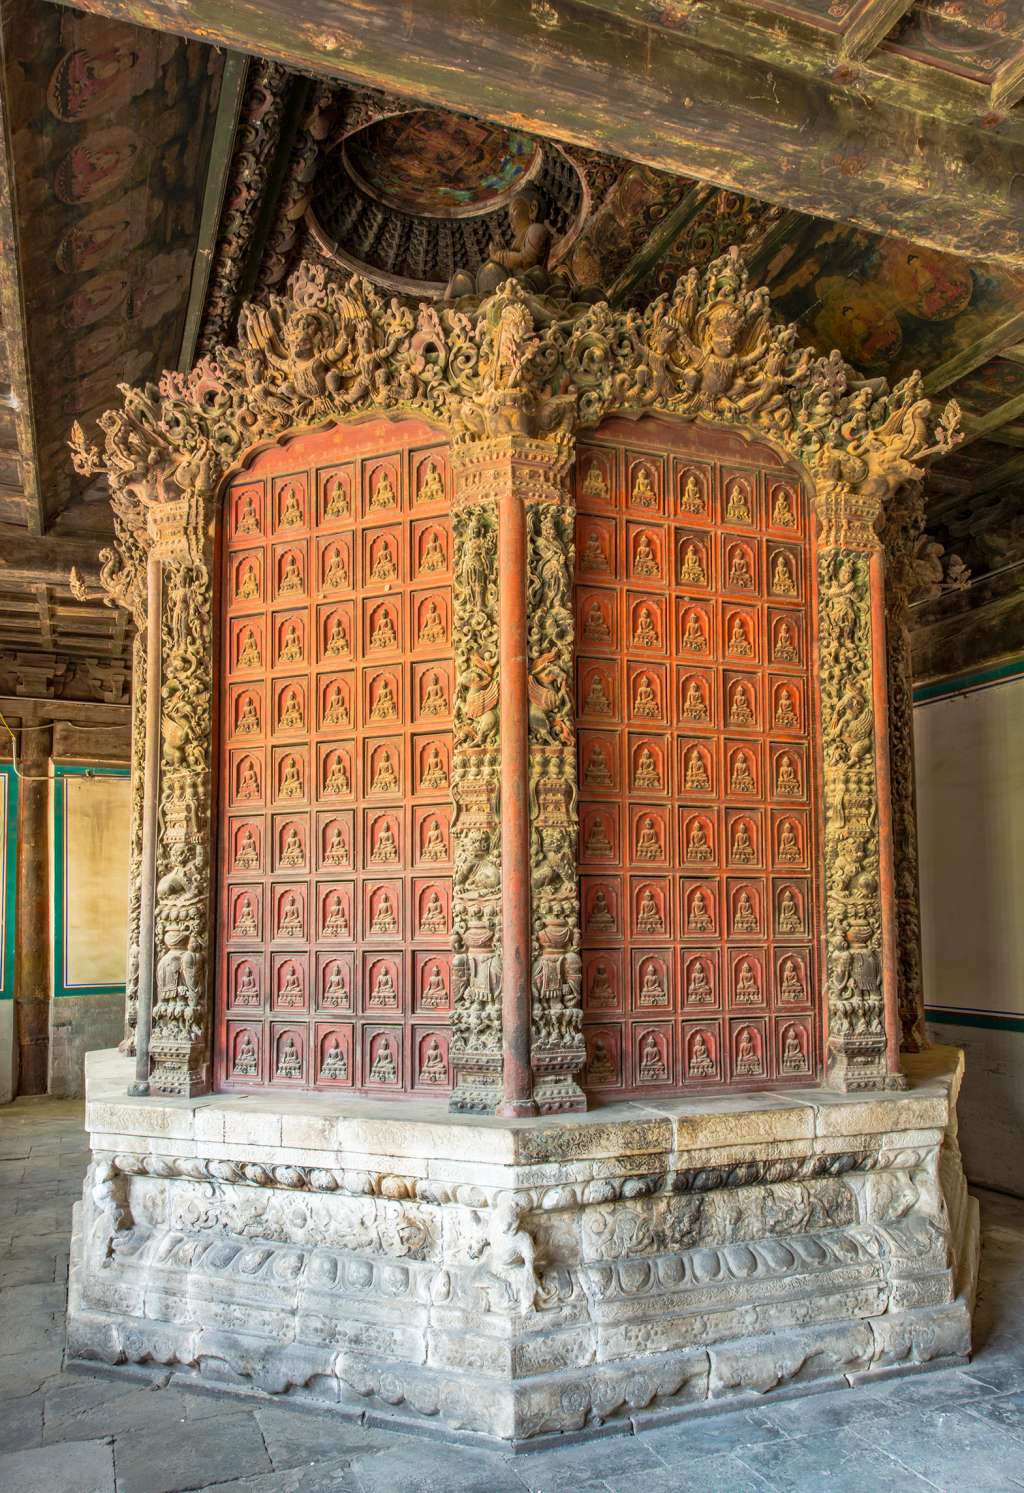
[
  {"left": 5, "top": 0, "right": 224, "bottom": 516},
  {"left": 761, "top": 218, "right": 1024, "bottom": 382}
]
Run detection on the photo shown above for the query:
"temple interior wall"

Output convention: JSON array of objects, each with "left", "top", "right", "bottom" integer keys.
[
  {"left": 0, "top": 702, "right": 129, "bottom": 1102},
  {"left": 915, "top": 671, "right": 1024, "bottom": 1198}
]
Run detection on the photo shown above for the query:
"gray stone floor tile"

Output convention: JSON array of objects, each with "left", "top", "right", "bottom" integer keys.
[
  {"left": 857, "top": 1366, "right": 997, "bottom": 1415},
  {"left": 252, "top": 1404, "right": 405, "bottom": 1469},
  {"left": 0, "top": 1389, "right": 44, "bottom": 1452},
  {"left": 42, "top": 1376, "right": 240, "bottom": 1442},
  {"left": 754, "top": 1384, "right": 887, "bottom": 1438},
  {"left": 346, "top": 1440, "right": 526, "bottom": 1493},
  {"left": 111, "top": 1408, "right": 273, "bottom": 1493},
  {"left": 0, "top": 1437, "right": 115, "bottom": 1493},
  {"left": 849, "top": 1404, "right": 1024, "bottom": 1491},
  {"left": 738, "top": 1426, "right": 940, "bottom": 1492},
  {"left": 963, "top": 1389, "right": 1024, "bottom": 1448},
  {"left": 196, "top": 1458, "right": 364, "bottom": 1492},
  {"left": 637, "top": 1407, "right": 786, "bottom": 1459},
  {"left": 515, "top": 1431, "right": 665, "bottom": 1490},
  {"left": 613, "top": 1450, "right": 774, "bottom": 1492}
]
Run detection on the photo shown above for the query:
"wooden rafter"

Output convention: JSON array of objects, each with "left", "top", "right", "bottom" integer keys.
[
  {"left": 923, "top": 310, "right": 1024, "bottom": 395},
  {"left": 991, "top": 45, "right": 1024, "bottom": 115},
  {"left": 839, "top": 0, "right": 917, "bottom": 64},
  {"left": 178, "top": 51, "right": 251, "bottom": 373}
]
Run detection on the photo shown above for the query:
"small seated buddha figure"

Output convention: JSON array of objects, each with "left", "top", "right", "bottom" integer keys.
[
  {"left": 781, "top": 1026, "right": 807, "bottom": 1073},
  {"left": 636, "top": 815, "right": 663, "bottom": 860},
  {"left": 640, "top": 962, "right": 666, "bottom": 1005},
  {"left": 277, "top": 1035, "right": 302, "bottom": 1078},
  {"left": 735, "top": 1027, "right": 760, "bottom": 1075},
  {"left": 422, "top": 746, "right": 447, "bottom": 788},
  {"left": 420, "top": 892, "right": 447, "bottom": 933},
  {"left": 638, "top": 1032, "right": 667, "bottom": 1082},
  {"left": 370, "top": 1035, "right": 398, "bottom": 1083},
  {"left": 422, "top": 962, "right": 448, "bottom": 1004},
  {"left": 635, "top": 747, "right": 661, "bottom": 789},
  {"left": 323, "top": 892, "right": 349, "bottom": 935},
  {"left": 419, "top": 1038, "right": 448, "bottom": 1085},
  {"left": 445, "top": 185, "right": 554, "bottom": 298},
  {"left": 637, "top": 887, "right": 663, "bottom": 932},
  {"left": 320, "top": 1037, "right": 348, "bottom": 1080},
  {"left": 687, "top": 960, "right": 712, "bottom": 1003},
  {"left": 633, "top": 672, "right": 658, "bottom": 717},
  {"left": 688, "top": 1031, "right": 714, "bottom": 1077}
]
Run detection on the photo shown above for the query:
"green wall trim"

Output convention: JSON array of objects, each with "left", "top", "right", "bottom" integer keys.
[
  {"left": 52, "top": 763, "right": 130, "bottom": 999},
  {"left": 0, "top": 764, "right": 19, "bottom": 1000},
  {"left": 913, "top": 656, "right": 1024, "bottom": 705},
  {"left": 925, "top": 1005, "right": 1024, "bottom": 1034}
]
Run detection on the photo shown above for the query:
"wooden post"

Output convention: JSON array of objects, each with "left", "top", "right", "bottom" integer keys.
[
  {"left": 13, "top": 723, "right": 51, "bottom": 1094},
  {"left": 130, "top": 555, "right": 163, "bottom": 1097},
  {"left": 496, "top": 479, "right": 537, "bottom": 1118}
]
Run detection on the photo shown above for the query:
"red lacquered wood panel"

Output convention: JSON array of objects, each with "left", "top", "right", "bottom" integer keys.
[
  {"left": 576, "top": 418, "right": 822, "bottom": 1097},
  {"left": 215, "top": 419, "right": 454, "bottom": 1096}
]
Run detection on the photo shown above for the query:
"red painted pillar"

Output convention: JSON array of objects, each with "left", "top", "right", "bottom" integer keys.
[{"left": 496, "top": 476, "right": 537, "bottom": 1118}]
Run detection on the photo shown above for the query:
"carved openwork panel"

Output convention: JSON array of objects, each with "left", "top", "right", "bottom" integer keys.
[
  {"left": 576, "top": 418, "right": 821, "bottom": 1096},
  {"left": 216, "top": 419, "right": 454, "bottom": 1095}
]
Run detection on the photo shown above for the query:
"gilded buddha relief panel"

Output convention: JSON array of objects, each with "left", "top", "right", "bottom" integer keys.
[
  {"left": 576, "top": 418, "right": 822, "bottom": 1097},
  {"left": 216, "top": 418, "right": 454, "bottom": 1096}
]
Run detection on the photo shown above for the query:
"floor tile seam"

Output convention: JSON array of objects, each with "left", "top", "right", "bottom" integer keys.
[
  {"left": 960, "top": 1397, "right": 1024, "bottom": 1448},
  {"left": 727, "top": 1443, "right": 788, "bottom": 1490}
]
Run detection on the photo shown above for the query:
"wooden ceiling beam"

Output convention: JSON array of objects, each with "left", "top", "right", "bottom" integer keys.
[
  {"left": 0, "top": 28, "right": 44, "bottom": 533},
  {"left": 51, "top": 0, "right": 1024, "bottom": 270},
  {"left": 839, "top": 0, "right": 917, "bottom": 64},
  {"left": 922, "top": 310, "right": 1024, "bottom": 394},
  {"left": 959, "top": 390, "right": 1024, "bottom": 451},
  {"left": 178, "top": 51, "right": 251, "bottom": 373},
  {"left": 0, "top": 525, "right": 102, "bottom": 588}
]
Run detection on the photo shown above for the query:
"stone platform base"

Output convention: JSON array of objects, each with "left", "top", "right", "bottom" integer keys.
[{"left": 67, "top": 1047, "right": 978, "bottom": 1446}]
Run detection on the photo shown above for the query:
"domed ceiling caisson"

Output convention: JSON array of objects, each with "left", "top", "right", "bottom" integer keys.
[{"left": 307, "top": 106, "right": 586, "bottom": 298}]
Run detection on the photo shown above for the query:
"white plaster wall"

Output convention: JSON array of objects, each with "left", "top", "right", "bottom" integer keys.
[{"left": 915, "top": 673, "right": 1024, "bottom": 1196}]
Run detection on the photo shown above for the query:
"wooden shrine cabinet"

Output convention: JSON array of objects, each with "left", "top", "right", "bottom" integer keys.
[{"left": 88, "top": 256, "right": 946, "bottom": 1107}]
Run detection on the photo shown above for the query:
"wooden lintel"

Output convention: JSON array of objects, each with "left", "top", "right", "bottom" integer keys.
[
  {"left": 991, "top": 46, "right": 1024, "bottom": 115},
  {"left": 50, "top": 0, "right": 1024, "bottom": 270},
  {"left": 839, "top": 0, "right": 917, "bottom": 64},
  {"left": 0, "top": 525, "right": 102, "bottom": 588}
]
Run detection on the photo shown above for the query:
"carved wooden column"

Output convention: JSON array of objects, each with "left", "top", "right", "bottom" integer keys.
[
  {"left": 816, "top": 487, "right": 905, "bottom": 1091},
  {"left": 448, "top": 440, "right": 505, "bottom": 1112},
  {"left": 523, "top": 436, "right": 586, "bottom": 1113},
  {"left": 145, "top": 493, "right": 217, "bottom": 1097},
  {"left": 448, "top": 428, "right": 584, "bottom": 1114},
  {"left": 881, "top": 484, "right": 928, "bottom": 1052}
]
